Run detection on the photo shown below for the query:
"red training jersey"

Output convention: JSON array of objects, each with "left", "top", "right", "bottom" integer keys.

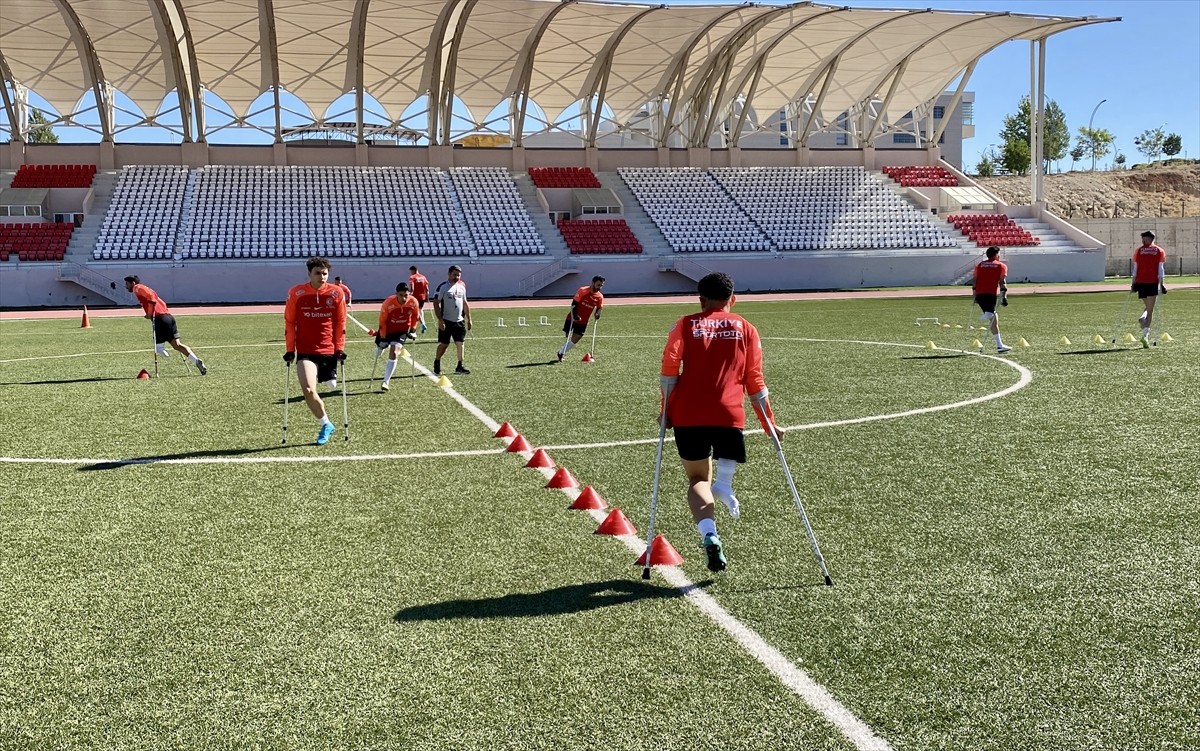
[
  {"left": 284, "top": 282, "right": 347, "bottom": 355},
  {"left": 661, "top": 309, "right": 767, "bottom": 429},
  {"left": 132, "top": 283, "right": 169, "bottom": 317},
  {"left": 409, "top": 273, "right": 430, "bottom": 301},
  {"left": 337, "top": 283, "right": 352, "bottom": 306},
  {"left": 1132, "top": 244, "right": 1166, "bottom": 284},
  {"left": 973, "top": 259, "right": 1007, "bottom": 295},
  {"left": 378, "top": 294, "right": 420, "bottom": 338},
  {"left": 571, "top": 286, "right": 604, "bottom": 324}
]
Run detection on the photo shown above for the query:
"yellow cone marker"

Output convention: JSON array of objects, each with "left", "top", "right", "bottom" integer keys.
[
  {"left": 941, "top": 323, "right": 951, "bottom": 329},
  {"left": 971, "top": 338, "right": 983, "bottom": 349},
  {"left": 924, "top": 340, "right": 936, "bottom": 350},
  {"left": 954, "top": 324, "right": 964, "bottom": 329},
  {"left": 437, "top": 375, "right": 451, "bottom": 388},
  {"left": 1058, "top": 335, "right": 1071, "bottom": 346},
  {"left": 1160, "top": 332, "right": 1174, "bottom": 342},
  {"left": 1122, "top": 333, "right": 1137, "bottom": 343},
  {"left": 398, "top": 347, "right": 408, "bottom": 357},
  {"left": 1091, "top": 334, "right": 1105, "bottom": 344},
  {"left": 1018, "top": 337, "right": 1030, "bottom": 347}
]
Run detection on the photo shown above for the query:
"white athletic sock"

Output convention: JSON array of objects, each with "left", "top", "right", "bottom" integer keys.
[
  {"left": 155, "top": 344, "right": 168, "bottom": 357},
  {"left": 319, "top": 416, "right": 332, "bottom": 427},
  {"left": 325, "top": 378, "right": 337, "bottom": 389},
  {"left": 188, "top": 353, "right": 201, "bottom": 365},
  {"left": 383, "top": 360, "right": 397, "bottom": 382},
  {"left": 994, "top": 333, "right": 1003, "bottom": 347},
  {"left": 698, "top": 517, "right": 717, "bottom": 539},
  {"left": 1142, "top": 327, "right": 1150, "bottom": 338},
  {"left": 561, "top": 340, "right": 576, "bottom": 355},
  {"left": 715, "top": 458, "right": 736, "bottom": 486}
]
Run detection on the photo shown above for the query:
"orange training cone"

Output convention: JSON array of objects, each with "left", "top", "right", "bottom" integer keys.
[
  {"left": 635, "top": 534, "right": 685, "bottom": 567},
  {"left": 545, "top": 466, "right": 579, "bottom": 489},
  {"left": 80, "top": 306, "right": 92, "bottom": 329},
  {"left": 581, "top": 352, "right": 594, "bottom": 363},
  {"left": 525, "top": 449, "right": 555, "bottom": 468},
  {"left": 136, "top": 368, "right": 151, "bottom": 380},
  {"left": 569, "top": 486, "right": 607, "bottom": 510},
  {"left": 505, "top": 434, "right": 532, "bottom": 453},
  {"left": 494, "top": 422, "right": 517, "bottom": 438},
  {"left": 594, "top": 508, "right": 637, "bottom": 536}
]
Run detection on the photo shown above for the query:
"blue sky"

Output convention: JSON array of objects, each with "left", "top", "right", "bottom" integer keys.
[{"left": 11, "top": 0, "right": 1200, "bottom": 170}]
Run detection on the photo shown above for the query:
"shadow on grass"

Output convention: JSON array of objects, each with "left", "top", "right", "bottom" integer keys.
[
  {"left": 900, "top": 353, "right": 969, "bottom": 360},
  {"left": 506, "top": 360, "right": 561, "bottom": 369},
  {"left": 1058, "top": 348, "right": 1135, "bottom": 356},
  {"left": 393, "top": 578, "right": 708, "bottom": 621},
  {"left": 2, "top": 376, "right": 130, "bottom": 386},
  {"left": 78, "top": 444, "right": 294, "bottom": 471}
]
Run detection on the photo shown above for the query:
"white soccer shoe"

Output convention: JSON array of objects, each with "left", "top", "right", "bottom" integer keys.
[{"left": 712, "top": 481, "right": 741, "bottom": 520}]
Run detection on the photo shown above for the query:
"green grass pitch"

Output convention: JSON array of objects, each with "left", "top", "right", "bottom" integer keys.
[{"left": 1, "top": 289, "right": 1197, "bottom": 750}]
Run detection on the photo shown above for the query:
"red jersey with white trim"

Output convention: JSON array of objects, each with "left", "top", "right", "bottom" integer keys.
[
  {"left": 284, "top": 283, "right": 347, "bottom": 355},
  {"left": 1132, "top": 244, "right": 1166, "bottom": 283},
  {"left": 661, "top": 309, "right": 767, "bottom": 429},
  {"left": 409, "top": 273, "right": 430, "bottom": 302},
  {"left": 973, "top": 259, "right": 1007, "bottom": 295},
  {"left": 132, "top": 283, "right": 169, "bottom": 317},
  {"left": 571, "top": 286, "right": 604, "bottom": 323},
  {"left": 337, "top": 283, "right": 352, "bottom": 306},
  {"left": 378, "top": 294, "right": 420, "bottom": 338}
]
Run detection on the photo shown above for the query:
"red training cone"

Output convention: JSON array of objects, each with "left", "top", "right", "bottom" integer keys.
[
  {"left": 581, "top": 352, "right": 594, "bottom": 362},
  {"left": 494, "top": 422, "right": 517, "bottom": 438},
  {"left": 545, "top": 466, "right": 579, "bottom": 489},
  {"left": 525, "top": 449, "right": 554, "bottom": 468},
  {"left": 80, "top": 306, "right": 92, "bottom": 329},
  {"left": 136, "top": 368, "right": 151, "bottom": 380},
  {"left": 505, "top": 434, "right": 532, "bottom": 453},
  {"left": 569, "top": 486, "right": 607, "bottom": 510},
  {"left": 636, "top": 534, "right": 685, "bottom": 567},
  {"left": 594, "top": 508, "right": 637, "bottom": 536}
]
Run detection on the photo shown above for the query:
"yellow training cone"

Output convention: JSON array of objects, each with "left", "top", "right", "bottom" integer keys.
[
  {"left": 971, "top": 338, "right": 983, "bottom": 349},
  {"left": 1058, "top": 336, "right": 1071, "bottom": 346},
  {"left": 437, "top": 375, "right": 451, "bottom": 388},
  {"left": 1122, "top": 333, "right": 1137, "bottom": 343},
  {"left": 1160, "top": 332, "right": 1174, "bottom": 342},
  {"left": 398, "top": 347, "right": 408, "bottom": 357},
  {"left": 941, "top": 323, "right": 951, "bottom": 329},
  {"left": 1018, "top": 337, "right": 1030, "bottom": 347},
  {"left": 1091, "top": 334, "right": 1105, "bottom": 344},
  {"left": 924, "top": 340, "right": 936, "bottom": 350},
  {"left": 954, "top": 324, "right": 964, "bottom": 329}
]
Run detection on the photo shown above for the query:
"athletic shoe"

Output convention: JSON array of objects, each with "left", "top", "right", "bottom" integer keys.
[
  {"left": 1141, "top": 334, "right": 1151, "bottom": 349},
  {"left": 433, "top": 360, "right": 441, "bottom": 375},
  {"left": 556, "top": 352, "right": 564, "bottom": 363},
  {"left": 712, "top": 482, "right": 740, "bottom": 519},
  {"left": 380, "top": 382, "right": 390, "bottom": 392},
  {"left": 455, "top": 365, "right": 471, "bottom": 375},
  {"left": 315, "top": 422, "right": 336, "bottom": 445},
  {"left": 420, "top": 323, "right": 427, "bottom": 334},
  {"left": 996, "top": 345, "right": 1012, "bottom": 354},
  {"left": 195, "top": 359, "right": 207, "bottom": 375},
  {"left": 702, "top": 533, "right": 727, "bottom": 572}
]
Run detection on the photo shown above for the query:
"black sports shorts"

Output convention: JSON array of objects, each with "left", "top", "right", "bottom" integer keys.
[
  {"left": 563, "top": 317, "right": 587, "bottom": 337},
  {"left": 298, "top": 353, "right": 338, "bottom": 383},
  {"left": 1133, "top": 282, "right": 1159, "bottom": 299},
  {"left": 438, "top": 320, "right": 467, "bottom": 344},
  {"left": 975, "top": 294, "right": 998, "bottom": 314},
  {"left": 674, "top": 426, "right": 747, "bottom": 463},
  {"left": 152, "top": 313, "right": 180, "bottom": 344}
]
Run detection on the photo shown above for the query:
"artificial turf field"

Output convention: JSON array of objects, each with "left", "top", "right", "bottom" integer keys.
[{"left": 1, "top": 288, "right": 1197, "bottom": 751}]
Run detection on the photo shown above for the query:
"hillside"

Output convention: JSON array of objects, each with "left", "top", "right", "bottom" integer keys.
[{"left": 974, "top": 162, "right": 1200, "bottom": 218}]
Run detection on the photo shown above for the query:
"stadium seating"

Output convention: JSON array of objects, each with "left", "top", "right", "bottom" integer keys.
[
  {"left": 709, "top": 166, "right": 956, "bottom": 251},
  {"left": 0, "top": 222, "right": 73, "bottom": 261},
  {"left": 92, "top": 165, "right": 189, "bottom": 260},
  {"left": 528, "top": 166, "right": 601, "bottom": 189},
  {"left": 11, "top": 163, "right": 97, "bottom": 188},
  {"left": 882, "top": 165, "right": 958, "bottom": 187},
  {"left": 946, "top": 214, "right": 1040, "bottom": 247},
  {"left": 557, "top": 219, "right": 642, "bottom": 254},
  {"left": 450, "top": 167, "right": 545, "bottom": 256},
  {"left": 618, "top": 167, "right": 771, "bottom": 253}
]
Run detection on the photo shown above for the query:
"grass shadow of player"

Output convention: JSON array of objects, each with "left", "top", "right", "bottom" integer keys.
[
  {"left": 393, "top": 578, "right": 708, "bottom": 622},
  {"left": 506, "top": 360, "right": 562, "bottom": 369},
  {"left": 78, "top": 444, "right": 294, "bottom": 471},
  {"left": 900, "top": 353, "right": 970, "bottom": 360},
  {"left": 1057, "top": 348, "right": 1136, "bottom": 356},
  {"left": 4, "top": 376, "right": 129, "bottom": 386}
]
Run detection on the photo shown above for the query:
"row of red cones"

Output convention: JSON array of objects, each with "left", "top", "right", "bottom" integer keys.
[{"left": 493, "top": 420, "right": 683, "bottom": 568}]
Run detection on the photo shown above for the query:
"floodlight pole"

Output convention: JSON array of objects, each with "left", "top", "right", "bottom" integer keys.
[{"left": 1088, "top": 99, "right": 1107, "bottom": 171}]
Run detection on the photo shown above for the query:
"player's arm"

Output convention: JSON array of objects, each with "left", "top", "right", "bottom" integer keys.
[
  {"left": 658, "top": 320, "right": 685, "bottom": 428},
  {"left": 333, "top": 291, "right": 347, "bottom": 355},
  {"left": 463, "top": 298, "right": 472, "bottom": 331},
  {"left": 432, "top": 287, "right": 444, "bottom": 323},
  {"left": 283, "top": 290, "right": 298, "bottom": 358},
  {"left": 744, "top": 326, "right": 781, "bottom": 439},
  {"left": 377, "top": 302, "right": 390, "bottom": 340}
]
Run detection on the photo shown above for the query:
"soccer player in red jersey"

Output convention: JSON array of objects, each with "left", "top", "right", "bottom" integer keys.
[
  {"left": 123, "top": 275, "right": 208, "bottom": 375},
  {"left": 1131, "top": 230, "right": 1167, "bottom": 347},
  {"left": 659, "top": 272, "right": 781, "bottom": 572},
  {"left": 972, "top": 246, "right": 1012, "bottom": 353},
  {"left": 283, "top": 256, "right": 347, "bottom": 445},
  {"left": 374, "top": 281, "right": 421, "bottom": 391},
  {"left": 556, "top": 275, "right": 605, "bottom": 362},
  {"left": 333, "top": 276, "right": 353, "bottom": 311},
  {"left": 409, "top": 265, "right": 430, "bottom": 335}
]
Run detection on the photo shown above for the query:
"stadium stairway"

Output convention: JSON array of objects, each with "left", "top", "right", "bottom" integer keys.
[
  {"left": 512, "top": 173, "right": 569, "bottom": 257},
  {"left": 1010, "top": 218, "right": 1085, "bottom": 251},
  {"left": 440, "top": 171, "right": 480, "bottom": 258},
  {"left": 595, "top": 171, "right": 673, "bottom": 257},
  {"left": 64, "top": 170, "right": 117, "bottom": 262}
]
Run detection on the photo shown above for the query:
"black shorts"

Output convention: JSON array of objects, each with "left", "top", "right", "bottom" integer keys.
[
  {"left": 975, "top": 294, "right": 998, "bottom": 314},
  {"left": 298, "top": 353, "right": 338, "bottom": 383},
  {"left": 152, "top": 313, "right": 180, "bottom": 344},
  {"left": 379, "top": 331, "right": 409, "bottom": 345},
  {"left": 673, "top": 426, "right": 747, "bottom": 463},
  {"left": 1133, "top": 282, "right": 1159, "bottom": 299},
  {"left": 563, "top": 318, "right": 587, "bottom": 337},
  {"left": 438, "top": 320, "right": 467, "bottom": 344},
  {"left": 416, "top": 298, "right": 427, "bottom": 309}
]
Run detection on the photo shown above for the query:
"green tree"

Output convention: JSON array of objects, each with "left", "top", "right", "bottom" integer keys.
[
  {"left": 998, "top": 96, "right": 1069, "bottom": 173},
  {"left": 1001, "top": 139, "right": 1031, "bottom": 176},
  {"left": 975, "top": 156, "right": 995, "bottom": 177},
  {"left": 1069, "top": 144, "right": 1085, "bottom": 171},
  {"left": 1134, "top": 127, "right": 1165, "bottom": 163},
  {"left": 1076, "top": 126, "right": 1114, "bottom": 171},
  {"left": 27, "top": 109, "right": 59, "bottom": 144},
  {"left": 1163, "top": 133, "right": 1182, "bottom": 159},
  {"left": 1114, "top": 152, "right": 1126, "bottom": 170}
]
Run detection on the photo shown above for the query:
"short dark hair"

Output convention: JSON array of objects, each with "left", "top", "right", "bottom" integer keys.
[
  {"left": 592, "top": 275, "right": 605, "bottom": 284},
  {"left": 396, "top": 282, "right": 410, "bottom": 293},
  {"left": 986, "top": 246, "right": 1000, "bottom": 259},
  {"left": 1141, "top": 230, "right": 1155, "bottom": 239},
  {"left": 306, "top": 256, "right": 331, "bottom": 272},
  {"left": 697, "top": 272, "right": 734, "bottom": 301},
  {"left": 448, "top": 265, "right": 462, "bottom": 273},
  {"left": 334, "top": 276, "right": 342, "bottom": 283},
  {"left": 409, "top": 265, "right": 418, "bottom": 272},
  {"left": 123, "top": 275, "right": 140, "bottom": 284}
]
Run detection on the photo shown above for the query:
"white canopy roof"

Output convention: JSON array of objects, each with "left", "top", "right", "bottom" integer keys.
[{"left": 0, "top": 1, "right": 1116, "bottom": 145}]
